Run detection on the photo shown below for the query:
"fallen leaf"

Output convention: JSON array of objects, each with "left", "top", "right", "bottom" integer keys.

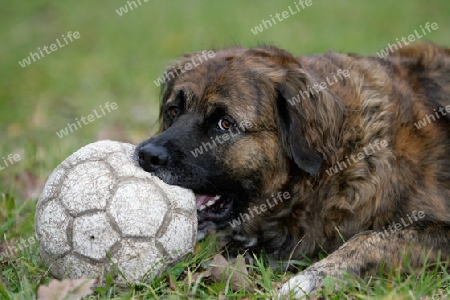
[
  {"left": 189, "top": 269, "right": 212, "bottom": 283},
  {"left": 194, "top": 243, "right": 202, "bottom": 255},
  {"left": 218, "top": 291, "right": 226, "bottom": 300},
  {"left": 37, "top": 277, "right": 95, "bottom": 300},
  {"left": 210, "top": 253, "right": 228, "bottom": 279},
  {"left": 210, "top": 254, "right": 253, "bottom": 292},
  {"left": 168, "top": 274, "right": 179, "bottom": 292}
]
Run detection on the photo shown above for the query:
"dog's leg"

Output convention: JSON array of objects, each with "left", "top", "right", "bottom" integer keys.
[{"left": 278, "top": 223, "right": 450, "bottom": 298}]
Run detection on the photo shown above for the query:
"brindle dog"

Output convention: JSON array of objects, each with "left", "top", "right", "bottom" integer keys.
[{"left": 136, "top": 42, "right": 450, "bottom": 297}]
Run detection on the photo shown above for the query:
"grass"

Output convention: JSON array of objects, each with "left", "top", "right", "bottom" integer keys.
[{"left": 1, "top": 0, "right": 450, "bottom": 298}]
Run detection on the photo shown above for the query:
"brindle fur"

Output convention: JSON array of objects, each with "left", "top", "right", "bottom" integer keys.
[{"left": 137, "top": 42, "right": 450, "bottom": 296}]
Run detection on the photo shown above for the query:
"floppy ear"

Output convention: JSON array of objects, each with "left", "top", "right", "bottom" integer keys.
[
  {"left": 245, "top": 46, "right": 336, "bottom": 175},
  {"left": 274, "top": 61, "right": 347, "bottom": 176},
  {"left": 275, "top": 75, "right": 324, "bottom": 175}
]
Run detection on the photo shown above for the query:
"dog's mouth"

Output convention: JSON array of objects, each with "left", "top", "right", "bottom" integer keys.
[{"left": 195, "top": 194, "right": 235, "bottom": 230}]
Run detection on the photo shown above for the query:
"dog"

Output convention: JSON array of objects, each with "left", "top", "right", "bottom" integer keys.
[{"left": 136, "top": 42, "right": 450, "bottom": 297}]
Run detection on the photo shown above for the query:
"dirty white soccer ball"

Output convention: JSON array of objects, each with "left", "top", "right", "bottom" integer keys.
[{"left": 35, "top": 140, "right": 197, "bottom": 285}]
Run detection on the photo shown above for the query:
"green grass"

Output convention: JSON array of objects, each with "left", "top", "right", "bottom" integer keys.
[{"left": 1, "top": 0, "right": 450, "bottom": 298}]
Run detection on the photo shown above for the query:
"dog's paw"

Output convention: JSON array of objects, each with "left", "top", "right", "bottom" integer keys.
[{"left": 277, "top": 269, "right": 323, "bottom": 299}]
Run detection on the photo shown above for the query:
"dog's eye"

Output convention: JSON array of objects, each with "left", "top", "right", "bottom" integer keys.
[
  {"left": 217, "top": 118, "right": 234, "bottom": 131},
  {"left": 167, "top": 106, "right": 180, "bottom": 119}
]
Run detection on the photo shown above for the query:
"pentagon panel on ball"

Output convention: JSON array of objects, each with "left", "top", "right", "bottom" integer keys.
[{"left": 35, "top": 140, "right": 197, "bottom": 285}]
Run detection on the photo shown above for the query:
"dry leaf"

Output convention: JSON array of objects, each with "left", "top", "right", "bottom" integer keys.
[
  {"left": 189, "top": 269, "right": 212, "bottom": 284},
  {"left": 210, "top": 254, "right": 253, "bottom": 292},
  {"left": 194, "top": 243, "right": 202, "bottom": 255},
  {"left": 168, "top": 274, "right": 179, "bottom": 292},
  {"left": 210, "top": 253, "right": 228, "bottom": 279},
  {"left": 218, "top": 291, "right": 226, "bottom": 300},
  {"left": 37, "top": 277, "right": 95, "bottom": 300},
  {"left": 230, "top": 255, "right": 252, "bottom": 292}
]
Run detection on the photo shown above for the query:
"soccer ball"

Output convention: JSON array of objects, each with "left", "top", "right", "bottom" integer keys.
[{"left": 35, "top": 140, "right": 197, "bottom": 285}]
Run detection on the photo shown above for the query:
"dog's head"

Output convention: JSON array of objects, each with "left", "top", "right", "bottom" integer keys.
[{"left": 136, "top": 46, "right": 342, "bottom": 234}]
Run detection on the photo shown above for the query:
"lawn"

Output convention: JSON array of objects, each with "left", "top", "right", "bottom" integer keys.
[{"left": 1, "top": 0, "right": 450, "bottom": 298}]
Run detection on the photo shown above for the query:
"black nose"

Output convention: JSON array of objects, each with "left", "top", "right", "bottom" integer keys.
[{"left": 138, "top": 143, "right": 169, "bottom": 170}]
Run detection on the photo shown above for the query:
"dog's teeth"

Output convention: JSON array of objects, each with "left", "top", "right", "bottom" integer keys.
[
  {"left": 199, "top": 205, "right": 206, "bottom": 211},
  {"left": 206, "top": 200, "right": 216, "bottom": 207},
  {"left": 214, "top": 195, "right": 221, "bottom": 200}
]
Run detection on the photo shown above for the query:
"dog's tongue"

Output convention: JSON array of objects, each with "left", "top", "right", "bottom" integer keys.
[{"left": 195, "top": 195, "right": 217, "bottom": 210}]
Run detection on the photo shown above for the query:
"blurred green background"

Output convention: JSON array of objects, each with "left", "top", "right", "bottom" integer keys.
[{"left": 0, "top": 0, "right": 449, "bottom": 211}]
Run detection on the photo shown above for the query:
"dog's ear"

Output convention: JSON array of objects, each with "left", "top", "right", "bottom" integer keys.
[
  {"left": 274, "top": 64, "right": 345, "bottom": 176},
  {"left": 275, "top": 74, "right": 324, "bottom": 175},
  {"left": 246, "top": 47, "right": 344, "bottom": 175}
]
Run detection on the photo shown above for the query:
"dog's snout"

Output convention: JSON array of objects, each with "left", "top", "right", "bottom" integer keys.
[{"left": 138, "top": 143, "right": 169, "bottom": 170}]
